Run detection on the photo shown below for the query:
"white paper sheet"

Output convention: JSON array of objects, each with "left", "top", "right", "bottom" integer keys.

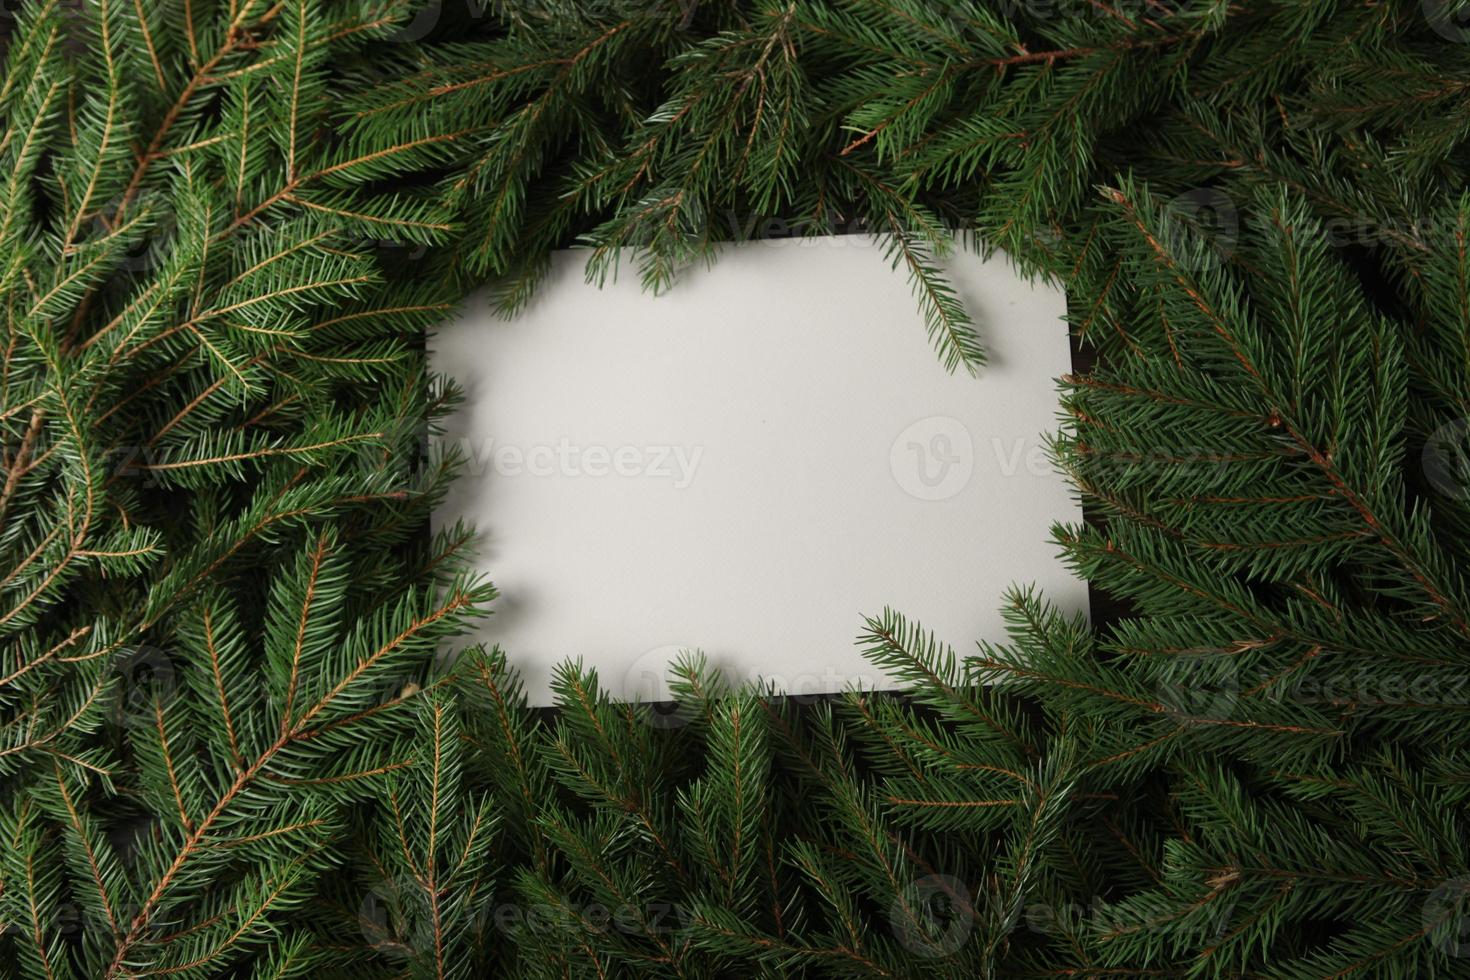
[{"left": 432, "top": 236, "right": 1086, "bottom": 706}]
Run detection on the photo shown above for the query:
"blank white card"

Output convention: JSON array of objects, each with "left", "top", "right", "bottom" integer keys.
[{"left": 432, "top": 236, "right": 1087, "bottom": 705}]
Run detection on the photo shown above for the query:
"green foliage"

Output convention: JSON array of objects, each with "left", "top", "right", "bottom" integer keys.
[{"left": 2, "top": 0, "right": 1469, "bottom": 977}]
